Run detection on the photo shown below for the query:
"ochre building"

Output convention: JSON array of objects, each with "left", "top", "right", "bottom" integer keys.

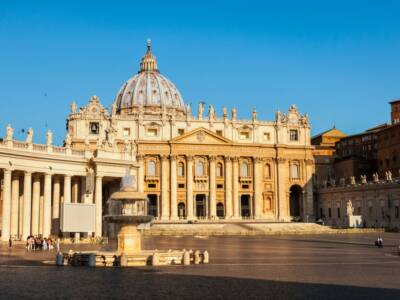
[{"left": 0, "top": 42, "right": 315, "bottom": 240}]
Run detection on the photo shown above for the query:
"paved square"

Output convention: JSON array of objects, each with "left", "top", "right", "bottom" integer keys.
[{"left": 1, "top": 233, "right": 399, "bottom": 299}]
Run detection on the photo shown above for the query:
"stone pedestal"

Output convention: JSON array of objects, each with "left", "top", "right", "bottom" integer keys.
[
  {"left": 347, "top": 215, "right": 363, "bottom": 228},
  {"left": 117, "top": 224, "right": 142, "bottom": 254}
]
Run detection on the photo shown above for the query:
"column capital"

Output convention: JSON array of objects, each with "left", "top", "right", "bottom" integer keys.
[
  {"left": 137, "top": 154, "right": 145, "bottom": 162},
  {"left": 95, "top": 175, "right": 103, "bottom": 180},
  {"left": 232, "top": 156, "right": 240, "bottom": 163},
  {"left": 275, "top": 157, "right": 287, "bottom": 164},
  {"left": 253, "top": 156, "right": 263, "bottom": 164},
  {"left": 24, "top": 170, "right": 32, "bottom": 176},
  {"left": 161, "top": 155, "right": 169, "bottom": 162},
  {"left": 224, "top": 156, "right": 232, "bottom": 162},
  {"left": 209, "top": 155, "right": 217, "bottom": 162},
  {"left": 170, "top": 154, "right": 178, "bottom": 161},
  {"left": 186, "top": 155, "right": 194, "bottom": 162}
]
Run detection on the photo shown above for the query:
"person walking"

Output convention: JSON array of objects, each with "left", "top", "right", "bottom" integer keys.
[
  {"left": 56, "top": 238, "right": 60, "bottom": 253},
  {"left": 8, "top": 236, "right": 12, "bottom": 248}
]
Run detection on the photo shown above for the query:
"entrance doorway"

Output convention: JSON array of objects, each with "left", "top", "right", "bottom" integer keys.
[
  {"left": 196, "top": 194, "right": 206, "bottom": 218},
  {"left": 147, "top": 194, "right": 158, "bottom": 217},
  {"left": 289, "top": 185, "right": 303, "bottom": 219},
  {"left": 178, "top": 203, "right": 186, "bottom": 219},
  {"left": 216, "top": 203, "right": 224, "bottom": 218},
  {"left": 240, "top": 195, "right": 251, "bottom": 218}
]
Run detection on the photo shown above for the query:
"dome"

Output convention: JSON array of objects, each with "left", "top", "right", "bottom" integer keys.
[{"left": 114, "top": 40, "right": 184, "bottom": 113}]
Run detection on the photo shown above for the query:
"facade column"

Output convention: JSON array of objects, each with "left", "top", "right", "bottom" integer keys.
[
  {"left": 137, "top": 155, "right": 144, "bottom": 193},
  {"left": 22, "top": 171, "right": 32, "bottom": 239},
  {"left": 277, "top": 157, "right": 289, "bottom": 221},
  {"left": 63, "top": 175, "right": 71, "bottom": 204},
  {"left": 209, "top": 156, "right": 217, "bottom": 218},
  {"left": 186, "top": 155, "right": 194, "bottom": 219},
  {"left": 95, "top": 176, "right": 103, "bottom": 237},
  {"left": 232, "top": 157, "right": 239, "bottom": 218},
  {"left": 1, "top": 169, "right": 12, "bottom": 241},
  {"left": 224, "top": 156, "right": 233, "bottom": 218},
  {"left": 253, "top": 157, "right": 262, "bottom": 219},
  {"left": 42, "top": 173, "right": 52, "bottom": 237},
  {"left": 170, "top": 155, "right": 178, "bottom": 220},
  {"left": 161, "top": 155, "right": 170, "bottom": 220},
  {"left": 80, "top": 176, "right": 86, "bottom": 203},
  {"left": 31, "top": 175, "right": 41, "bottom": 236},
  {"left": 10, "top": 174, "right": 20, "bottom": 237}
]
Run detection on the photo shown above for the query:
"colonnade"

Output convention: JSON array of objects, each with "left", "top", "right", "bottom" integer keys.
[
  {"left": 1, "top": 169, "right": 103, "bottom": 241},
  {"left": 148, "top": 155, "right": 265, "bottom": 220}
]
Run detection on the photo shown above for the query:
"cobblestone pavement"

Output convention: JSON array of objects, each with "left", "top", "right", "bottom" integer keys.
[{"left": 0, "top": 233, "right": 399, "bottom": 299}]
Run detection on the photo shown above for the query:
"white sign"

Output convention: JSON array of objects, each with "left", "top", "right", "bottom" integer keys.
[{"left": 61, "top": 203, "right": 96, "bottom": 232}]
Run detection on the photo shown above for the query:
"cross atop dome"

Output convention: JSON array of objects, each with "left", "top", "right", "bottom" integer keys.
[{"left": 139, "top": 38, "right": 158, "bottom": 73}]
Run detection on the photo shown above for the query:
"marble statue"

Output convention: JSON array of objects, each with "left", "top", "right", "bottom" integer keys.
[
  {"left": 208, "top": 105, "right": 215, "bottom": 121},
  {"left": 223, "top": 107, "right": 228, "bottom": 118},
  {"left": 111, "top": 103, "right": 117, "bottom": 116},
  {"left": 276, "top": 111, "right": 282, "bottom": 124},
  {"left": 346, "top": 200, "right": 354, "bottom": 216},
  {"left": 252, "top": 108, "right": 257, "bottom": 121},
  {"left": 361, "top": 175, "right": 367, "bottom": 184},
  {"left": 186, "top": 103, "right": 191, "bottom": 116},
  {"left": 198, "top": 102, "right": 204, "bottom": 120},
  {"left": 26, "top": 128, "right": 33, "bottom": 144},
  {"left": 46, "top": 130, "right": 53, "bottom": 146},
  {"left": 6, "top": 124, "right": 13, "bottom": 141},
  {"left": 232, "top": 108, "right": 237, "bottom": 121},
  {"left": 71, "top": 101, "right": 77, "bottom": 114},
  {"left": 350, "top": 176, "right": 356, "bottom": 185},
  {"left": 64, "top": 133, "right": 71, "bottom": 147}
]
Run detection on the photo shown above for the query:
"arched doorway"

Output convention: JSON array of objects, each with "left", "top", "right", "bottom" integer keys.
[
  {"left": 289, "top": 185, "right": 303, "bottom": 219},
  {"left": 240, "top": 195, "right": 251, "bottom": 218},
  {"left": 195, "top": 194, "right": 206, "bottom": 218},
  {"left": 216, "top": 203, "right": 224, "bottom": 218},
  {"left": 147, "top": 194, "right": 158, "bottom": 217},
  {"left": 178, "top": 203, "right": 186, "bottom": 219}
]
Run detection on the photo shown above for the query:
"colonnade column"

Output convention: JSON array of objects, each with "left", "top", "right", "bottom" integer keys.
[
  {"left": 186, "top": 155, "right": 194, "bottom": 219},
  {"left": 63, "top": 175, "right": 71, "bottom": 204},
  {"left": 1, "top": 169, "right": 12, "bottom": 241},
  {"left": 22, "top": 171, "right": 32, "bottom": 239},
  {"left": 253, "top": 157, "right": 262, "bottom": 219},
  {"left": 95, "top": 176, "right": 103, "bottom": 237},
  {"left": 209, "top": 156, "right": 216, "bottom": 219},
  {"left": 137, "top": 155, "right": 144, "bottom": 193},
  {"left": 10, "top": 175, "right": 20, "bottom": 237},
  {"left": 52, "top": 176, "right": 60, "bottom": 234},
  {"left": 224, "top": 157, "right": 233, "bottom": 218},
  {"left": 170, "top": 155, "right": 178, "bottom": 220},
  {"left": 232, "top": 157, "right": 239, "bottom": 218},
  {"left": 161, "top": 155, "right": 170, "bottom": 220},
  {"left": 31, "top": 175, "right": 41, "bottom": 236},
  {"left": 42, "top": 173, "right": 52, "bottom": 237}
]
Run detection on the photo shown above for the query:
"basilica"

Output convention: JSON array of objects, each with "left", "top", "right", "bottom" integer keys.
[{"left": 0, "top": 41, "right": 315, "bottom": 240}]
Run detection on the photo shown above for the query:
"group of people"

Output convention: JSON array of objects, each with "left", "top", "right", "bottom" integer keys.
[{"left": 26, "top": 236, "right": 60, "bottom": 252}]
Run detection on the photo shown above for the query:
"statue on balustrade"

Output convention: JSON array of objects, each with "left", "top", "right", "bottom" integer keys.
[
  {"left": 6, "top": 124, "right": 13, "bottom": 141},
  {"left": 26, "top": 128, "right": 33, "bottom": 144}
]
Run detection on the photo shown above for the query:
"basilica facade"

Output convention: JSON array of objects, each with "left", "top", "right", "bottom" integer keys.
[{"left": 0, "top": 41, "right": 315, "bottom": 240}]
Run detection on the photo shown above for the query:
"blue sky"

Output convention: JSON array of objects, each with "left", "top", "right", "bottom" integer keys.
[{"left": 0, "top": 1, "right": 399, "bottom": 144}]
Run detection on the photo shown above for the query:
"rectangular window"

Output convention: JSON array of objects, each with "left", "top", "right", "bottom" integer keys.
[
  {"left": 217, "top": 184, "right": 224, "bottom": 189},
  {"left": 239, "top": 131, "right": 250, "bottom": 140},
  {"left": 178, "top": 183, "right": 185, "bottom": 188},
  {"left": 216, "top": 130, "right": 223, "bottom": 136},
  {"left": 328, "top": 208, "right": 332, "bottom": 218},
  {"left": 337, "top": 207, "right": 341, "bottom": 219},
  {"left": 357, "top": 206, "right": 361, "bottom": 215},
  {"left": 147, "top": 128, "right": 158, "bottom": 137},
  {"left": 242, "top": 184, "right": 249, "bottom": 189},
  {"left": 368, "top": 206, "right": 373, "bottom": 215},
  {"left": 263, "top": 132, "right": 270, "bottom": 141},
  {"left": 289, "top": 130, "right": 298, "bottom": 141},
  {"left": 123, "top": 128, "right": 130, "bottom": 137},
  {"left": 89, "top": 122, "right": 99, "bottom": 135},
  {"left": 147, "top": 183, "right": 156, "bottom": 188},
  {"left": 395, "top": 206, "right": 399, "bottom": 219},
  {"left": 319, "top": 208, "right": 323, "bottom": 218},
  {"left": 178, "top": 128, "right": 185, "bottom": 135}
]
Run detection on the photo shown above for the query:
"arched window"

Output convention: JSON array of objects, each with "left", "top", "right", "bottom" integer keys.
[
  {"left": 147, "top": 161, "right": 156, "bottom": 176},
  {"left": 216, "top": 163, "right": 223, "bottom": 177},
  {"left": 264, "top": 163, "right": 271, "bottom": 179},
  {"left": 290, "top": 164, "right": 299, "bottom": 179},
  {"left": 196, "top": 161, "right": 205, "bottom": 176},
  {"left": 178, "top": 162, "right": 185, "bottom": 177},
  {"left": 241, "top": 161, "right": 249, "bottom": 177}
]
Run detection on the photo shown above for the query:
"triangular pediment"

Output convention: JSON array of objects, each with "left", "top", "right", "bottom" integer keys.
[{"left": 171, "top": 127, "right": 233, "bottom": 145}]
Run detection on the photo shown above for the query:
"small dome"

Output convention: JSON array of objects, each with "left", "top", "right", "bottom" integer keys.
[{"left": 114, "top": 40, "right": 184, "bottom": 113}]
